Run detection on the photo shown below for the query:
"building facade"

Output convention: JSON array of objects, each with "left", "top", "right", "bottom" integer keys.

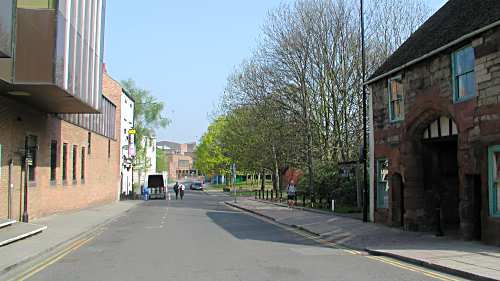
[
  {"left": 0, "top": 0, "right": 121, "bottom": 221},
  {"left": 368, "top": 0, "right": 500, "bottom": 245},
  {"left": 133, "top": 136, "right": 156, "bottom": 189},
  {"left": 119, "top": 89, "right": 135, "bottom": 197},
  {"left": 157, "top": 141, "right": 197, "bottom": 180}
]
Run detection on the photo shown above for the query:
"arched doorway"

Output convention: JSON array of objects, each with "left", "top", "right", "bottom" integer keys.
[{"left": 421, "top": 116, "right": 460, "bottom": 236}]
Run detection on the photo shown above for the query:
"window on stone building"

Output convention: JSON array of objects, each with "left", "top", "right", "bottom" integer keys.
[
  {"left": 388, "top": 76, "right": 404, "bottom": 122},
  {"left": 81, "top": 147, "right": 85, "bottom": 181},
  {"left": 62, "top": 143, "right": 68, "bottom": 182},
  {"left": 377, "top": 159, "right": 389, "bottom": 209},
  {"left": 50, "top": 141, "right": 57, "bottom": 183},
  {"left": 488, "top": 145, "right": 500, "bottom": 217},
  {"left": 452, "top": 46, "right": 476, "bottom": 102},
  {"left": 72, "top": 145, "right": 77, "bottom": 182},
  {"left": 25, "top": 135, "right": 37, "bottom": 182}
]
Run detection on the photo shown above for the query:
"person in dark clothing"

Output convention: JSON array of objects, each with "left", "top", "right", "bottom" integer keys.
[{"left": 173, "top": 182, "right": 179, "bottom": 200}]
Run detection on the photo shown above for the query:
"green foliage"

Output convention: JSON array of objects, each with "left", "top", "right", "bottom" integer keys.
[
  {"left": 156, "top": 149, "right": 168, "bottom": 173},
  {"left": 194, "top": 117, "right": 231, "bottom": 176},
  {"left": 120, "top": 79, "right": 170, "bottom": 174}
]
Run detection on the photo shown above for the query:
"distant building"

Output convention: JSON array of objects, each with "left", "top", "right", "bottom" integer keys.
[
  {"left": 119, "top": 88, "right": 135, "bottom": 197},
  {"left": 157, "top": 141, "right": 197, "bottom": 180}
]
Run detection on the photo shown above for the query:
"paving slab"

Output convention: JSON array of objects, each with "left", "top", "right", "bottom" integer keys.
[{"left": 0, "top": 223, "right": 47, "bottom": 247}]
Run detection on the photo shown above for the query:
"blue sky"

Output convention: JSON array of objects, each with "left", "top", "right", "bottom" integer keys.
[{"left": 104, "top": 0, "right": 447, "bottom": 144}]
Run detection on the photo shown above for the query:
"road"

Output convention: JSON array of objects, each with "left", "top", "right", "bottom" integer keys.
[{"left": 26, "top": 190, "right": 462, "bottom": 281}]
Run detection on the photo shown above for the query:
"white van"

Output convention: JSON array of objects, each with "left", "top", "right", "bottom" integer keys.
[{"left": 146, "top": 174, "right": 167, "bottom": 200}]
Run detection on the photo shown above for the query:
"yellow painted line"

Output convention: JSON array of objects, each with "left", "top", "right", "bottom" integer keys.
[
  {"left": 11, "top": 235, "right": 96, "bottom": 281},
  {"left": 368, "top": 256, "right": 460, "bottom": 281},
  {"left": 228, "top": 205, "right": 461, "bottom": 281}
]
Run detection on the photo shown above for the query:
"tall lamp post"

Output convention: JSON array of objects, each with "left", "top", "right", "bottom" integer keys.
[{"left": 361, "top": 0, "right": 369, "bottom": 223}]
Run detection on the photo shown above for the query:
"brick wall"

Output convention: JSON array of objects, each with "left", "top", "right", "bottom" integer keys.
[
  {"left": 0, "top": 73, "right": 121, "bottom": 220},
  {"left": 370, "top": 26, "right": 500, "bottom": 245}
]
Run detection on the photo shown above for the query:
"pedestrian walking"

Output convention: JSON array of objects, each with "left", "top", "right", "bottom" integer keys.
[
  {"left": 287, "top": 180, "right": 296, "bottom": 208},
  {"left": 173, "top": 182, "right": 179, "bottom": 200},
  {"left": 179, "top": 183, "right": 185, "bottom": 200}
]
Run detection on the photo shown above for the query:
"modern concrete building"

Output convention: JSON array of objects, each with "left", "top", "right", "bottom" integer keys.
[
  {"left": 367, "top": 0, "right": 500, "bottom": 245},
  {"left": 0, "top": 0, "right": 120, "bottom": 221}
]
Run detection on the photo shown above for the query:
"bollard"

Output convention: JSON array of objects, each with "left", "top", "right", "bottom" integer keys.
[
  {"left": 255, "top": 190, "right": 257, "bottom": 199},
  {"left": 303, "top": 193, "right": 306, "bottom": 207},
  {"left": 271, "top": 190, "right": 273, "bottom": 201},
  {"left": 258, "top": 190, "right": 261, "bottom": 199},
  {"left": 280, "top": 191, "right": 283, "bottom": 202},
  {"left": 266, "top": 190, "right": 269, "bottom": 200}
]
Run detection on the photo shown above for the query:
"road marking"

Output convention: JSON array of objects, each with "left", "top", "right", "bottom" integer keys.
[
  {"left": 11, "top": 235, "right": 96, "bottom": 281},
  {"left": 227, "top": 204, "right": 460, "bottom": 281},
  {"left": 367, "top": 256, "right": 460, "bottom": 281}
]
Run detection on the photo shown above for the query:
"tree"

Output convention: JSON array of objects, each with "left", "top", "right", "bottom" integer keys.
[
  {"left": 204, "top": 0, "right": 431, "bottom": 204},
  {"left": 156, "top": 148, "right": 168, "bottom": 173}
]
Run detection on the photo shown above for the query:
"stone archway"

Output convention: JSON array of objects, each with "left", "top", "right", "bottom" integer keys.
[
  {"left": 421, "top": 116, "right": 460, "bottom": 235},
  {"left": 399, "top": 112, "right": 461, "bottom": 234}
]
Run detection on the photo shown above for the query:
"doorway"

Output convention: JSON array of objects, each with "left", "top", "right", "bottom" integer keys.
[
  {"left": 391, "top": 173, "right": 404, "bottom": 227},
  {"left": 422, "top": 137, "right": 460, "bottom": 235}
]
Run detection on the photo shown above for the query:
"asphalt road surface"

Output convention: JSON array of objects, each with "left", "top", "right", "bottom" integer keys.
[{"left": 27, "top": 190, "right": 462, "bottom": 281}]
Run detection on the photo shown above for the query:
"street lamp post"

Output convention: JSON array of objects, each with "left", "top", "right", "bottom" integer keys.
[
  {"left": 232, "top": 163, "right": 237, "bottom": 203},
  {"left": 361, "top": 0, "right": 369, "bottom": 223},
  {"left": 22, "top": 152, "right": 31, "bottom": 222}
]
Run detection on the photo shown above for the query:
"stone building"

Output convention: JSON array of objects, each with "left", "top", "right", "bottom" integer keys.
[
  {"left": 0, "top": 0, "right": 121, "bottom": 220},
  {"left": 367, "top": 0, "right": 500, "bottom": 245}
]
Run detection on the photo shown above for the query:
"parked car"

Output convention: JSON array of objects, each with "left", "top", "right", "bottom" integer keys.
[
  {"left": 146, "top": 174, "right": 167, "bottom": 199},
  {"left": 190, "top": 182, "right": 204, "bottom": 191}
]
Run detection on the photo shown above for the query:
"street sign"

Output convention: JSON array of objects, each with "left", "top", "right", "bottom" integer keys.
[{"left": 128, "top": 129, "right": 136, "bottom": 135}]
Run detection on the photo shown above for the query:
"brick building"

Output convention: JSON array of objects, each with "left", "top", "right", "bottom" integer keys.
[
  {"left": 367, "top": 0, "right": 500, "bottom": 245},
  {"left": 157, "top": 141, "right": 197, "bottom": 180},
  {"left": 0, "top": 0, "right": 121, "bottom": 221}
]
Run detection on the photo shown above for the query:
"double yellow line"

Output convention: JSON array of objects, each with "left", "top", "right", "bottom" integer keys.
[
  {"left": 238, "top": 207, "right": 460, "bottom": 281},
  {"left": 10, "top": 235, "right": 96, "bottom": 281}
]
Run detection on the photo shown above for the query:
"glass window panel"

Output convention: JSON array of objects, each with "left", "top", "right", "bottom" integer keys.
[
  {"left": 457, "top": 72, "right": 476, "bottom": 99},
  {"left": 26, "top": 135, "right": 37, "bottom": 182},
  {"left": 495, "top": 152, "right": 500, "bottom": 181},
  {"left": 17, "top": 0, "right": 57, "bottom": 9},
  {"left": 62, "top": 143, "right": 68, "bottom": 181},
  {"left": 0, "top": 0, "right": 13, "bottom": 57},
  {"left": 456, "top": 47, "right": 475, "bottom": 75},
  {"left": 81, "top": 147, "right": 85, "bottom": 180},
  {"left": 377, "top": 159, "right": 389, "bottom": 208},
  {"left": 50, "top": 141, "right": 57, "bottom": 182}
]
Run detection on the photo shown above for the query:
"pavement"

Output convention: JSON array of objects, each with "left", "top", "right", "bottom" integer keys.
[
  {"left": 0, "top": 200, "right": 140, "bottom": 279},
  {"left": 227, "top": 198, "right": 500, "bottom": 281},
  {"left": 1, "top": 190, "right": 467, "bottom": 281}
]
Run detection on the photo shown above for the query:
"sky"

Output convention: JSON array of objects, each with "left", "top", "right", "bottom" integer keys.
[{"left": 104, "top": 0, "right": 447, "bottom": 144}]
